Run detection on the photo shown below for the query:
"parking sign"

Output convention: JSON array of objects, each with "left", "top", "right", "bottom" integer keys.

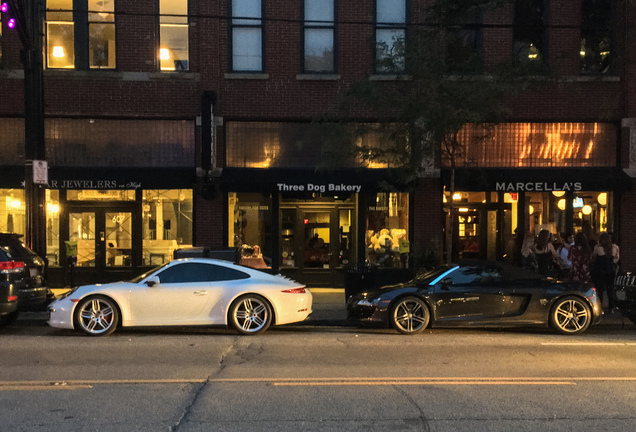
[{"left": 33, "top": 160, "right": 48, "bottom": 185}]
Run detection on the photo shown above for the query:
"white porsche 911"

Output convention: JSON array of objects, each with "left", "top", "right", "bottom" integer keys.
[{"left": 48, "top": 258, "right": 312, "bottom": 336}]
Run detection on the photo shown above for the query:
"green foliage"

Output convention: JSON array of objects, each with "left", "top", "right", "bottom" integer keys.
[{"left": 410, "top": 239, "right": 443, "bottom": 274}]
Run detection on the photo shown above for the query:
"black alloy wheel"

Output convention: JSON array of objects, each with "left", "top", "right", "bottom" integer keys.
[
  {"left": 390, "top": 296, "right": 430, "bottom": 335},
  {"left": 549, "top": 296, "right": 592, "bottom": 335}
]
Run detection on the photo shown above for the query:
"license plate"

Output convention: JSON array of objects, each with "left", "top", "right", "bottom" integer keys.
[
  {"left": 616, "top": 290, "right": 626, "bottom": 301},
  {"left": 29, "top": 268, "right": 38, "bottom": 277}
]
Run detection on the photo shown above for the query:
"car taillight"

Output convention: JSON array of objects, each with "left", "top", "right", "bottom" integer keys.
[
  {"left": 7, "top": 295, "right": 17, "bottom": 302},
  {"left": 0, "top": 261, "right": 25, "bottom": 273},
  {"left": 281, "top": 288, "right": 306, "bottom": 294}
]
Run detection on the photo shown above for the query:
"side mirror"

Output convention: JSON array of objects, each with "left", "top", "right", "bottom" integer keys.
[
  {"left": 441, "top": 277, "right": 453, "bottom": 290},
  {"left": 145, "top": 275, "right": 160, "bottom": 287}
]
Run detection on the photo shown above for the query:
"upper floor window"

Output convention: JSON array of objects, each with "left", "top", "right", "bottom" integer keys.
[
  {"left": 46, "top": 0, "right": 116, "bottom": 69},
  {"left": 159, "top": 0, "right": 189, "bottom": 71},
  {"left": 230, "top": 0, "right": 263, "bottom": 72},
  {"left": 302, "top": 0, "right": 335, "bottom": 73},
  {"left": 375, "top": 0, "right": 406, "bottom": 74},
  {"left": 580, "top": 0, "right": 612, "bottom": 74},
  {"left": 513, "top": 0, "right": 545, "bottom": 67},
  {"left": 445, "top": 7, "right": 482, "bottom": 73}
]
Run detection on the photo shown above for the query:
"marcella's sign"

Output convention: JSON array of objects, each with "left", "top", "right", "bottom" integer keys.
[{"left": 496, "top": 182, "right": 583, "bottom": 192}]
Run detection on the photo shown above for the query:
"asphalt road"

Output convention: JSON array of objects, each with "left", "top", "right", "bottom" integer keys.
[{"left": 1, "top": 289, "right": 635, "bottom": 431}]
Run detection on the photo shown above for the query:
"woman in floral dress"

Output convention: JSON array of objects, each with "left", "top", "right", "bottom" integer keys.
[{"left": 569, "top": 232, "right": 592, "bottom": 283}]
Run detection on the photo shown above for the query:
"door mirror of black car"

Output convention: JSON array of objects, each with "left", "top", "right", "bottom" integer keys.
[
  {"left": 145, "top": 276, "right": 160, "bottom": 287},
  {"left": 441, "top": 277, "right": 453, "bottom": 290}
]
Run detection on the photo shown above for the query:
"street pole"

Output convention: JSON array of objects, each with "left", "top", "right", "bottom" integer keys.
[{"left": 11, "top": 0, "right": 46, "bottom": 258}]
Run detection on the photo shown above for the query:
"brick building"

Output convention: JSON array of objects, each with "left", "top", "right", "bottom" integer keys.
[{"left": 0, "top": 0, "right": 634, "bottom": 287}]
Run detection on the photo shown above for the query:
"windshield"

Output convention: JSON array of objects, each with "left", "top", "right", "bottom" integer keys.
[
  {"left": 412, "top": 265, "right": 453, "bottom": 285},
  {"left": 130, "top": 263, "right": 170, "bottom": 283}
]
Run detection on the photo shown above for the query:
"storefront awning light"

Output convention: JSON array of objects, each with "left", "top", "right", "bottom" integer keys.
[
  {"left": 529, "top": 205, "right": 534, "bottom": 214},
  {"left": 452, "top": 193, "right": 462, "bottom": 201},
  {"left": 582, "top": 205, "right": 592, "bottom": 215},
  {"left": 552, "top": 191, "right": 565, "bottom": 197}
]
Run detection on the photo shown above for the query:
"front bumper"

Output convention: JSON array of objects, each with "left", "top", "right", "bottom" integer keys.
[{"left": 47, "top": 297, "right": 76, "bottom": 329}]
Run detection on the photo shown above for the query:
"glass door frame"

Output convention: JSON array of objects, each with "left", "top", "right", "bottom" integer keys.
[
  {"left": 279, "top": 201, "right": 357, "bottom": 287},
  {"left": 60, "top": 201, "right": 142, "bottom": 285}
]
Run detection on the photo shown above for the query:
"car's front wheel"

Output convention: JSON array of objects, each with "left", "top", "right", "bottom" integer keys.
[
  {"left": 229, "top": 294, "right": 272, "bottom": 335},
  {"left": 74, "top": 295, "right": 120, "bottom": 336},
  {"left": 549, "top": 296, "right": 592, "bottom": 335},
  {"left": 390, "top": 296, "right": 430, "bottom": 335}
]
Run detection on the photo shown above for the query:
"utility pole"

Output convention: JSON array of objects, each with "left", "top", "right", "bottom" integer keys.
[{"left": 7, "top": 0, "right": 46, "bottom": 258}]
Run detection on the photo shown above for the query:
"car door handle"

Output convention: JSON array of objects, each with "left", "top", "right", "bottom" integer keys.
[{"left": 193, "top": 290, "right": 208, "bottom": 296}]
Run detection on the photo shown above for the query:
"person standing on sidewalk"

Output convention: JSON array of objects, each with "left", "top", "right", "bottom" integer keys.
[
  {"left": 569, "top": 232, "right": 592, "bottom": 283},
  {"left": 591, "top": 232, "right": 620, "bottom": 312}
]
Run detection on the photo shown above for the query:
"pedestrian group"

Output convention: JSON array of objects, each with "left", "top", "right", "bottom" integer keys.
[{"left": 519, "top": 224, "right": 620, "bottom": 313}]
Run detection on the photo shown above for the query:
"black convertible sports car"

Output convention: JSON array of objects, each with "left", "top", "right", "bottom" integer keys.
[{"left": 347, "top": 261, "right": 603, "bottom": 335}]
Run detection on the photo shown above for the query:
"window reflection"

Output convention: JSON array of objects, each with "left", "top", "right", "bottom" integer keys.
[{"left": 142, "top": 190, "right": 193, "bottom": 265}]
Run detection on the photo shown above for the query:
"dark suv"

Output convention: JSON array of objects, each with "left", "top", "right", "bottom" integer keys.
[{"left": 0, "top": 233, "right": 48, "bottom": 326}]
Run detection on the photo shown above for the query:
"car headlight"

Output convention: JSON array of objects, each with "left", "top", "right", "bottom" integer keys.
[{"left": 356, "top": 298, "right": 377, "bottom": 307}]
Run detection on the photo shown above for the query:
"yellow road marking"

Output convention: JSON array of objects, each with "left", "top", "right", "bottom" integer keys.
[
  {"left": 1, "top": 376, "right": 635, "bottom": 390},
  {"left": 272, "top": 381, "right": 575, "bottom": 386}
]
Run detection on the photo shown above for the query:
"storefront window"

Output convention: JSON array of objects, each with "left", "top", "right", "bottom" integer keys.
[
  {"left": 142, "top": 189, "right": 193, "bottom": 265},
  {"left": 0, "top": 189, "right": 25, "bottom": 234},
  {"left": 46, "top": 190, "right": 60, "bottom": 266},
  {"left": 228, "top": 192, "right": 272, "bottom": 269},
  {"left": 366, "top": 192, "right": 409, "bottom": 267},
  {"left": 574, "top": 191, "right": 613, "bottom": 235},
  {"left": 527, "top": 191, "right": 613, "bottom": 239}
]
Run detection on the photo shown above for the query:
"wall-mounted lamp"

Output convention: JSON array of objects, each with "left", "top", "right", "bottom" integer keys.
[{"left": 597, "top": 192, "right": 607, "bottom": 206}]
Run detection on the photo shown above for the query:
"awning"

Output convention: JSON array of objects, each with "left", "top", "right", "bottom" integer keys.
[
  {"left": 219, "top": 167, "right": 413, "bottom": 193},
  {"left": 0, "top": 166, "right": 195, "bottom": 190}
]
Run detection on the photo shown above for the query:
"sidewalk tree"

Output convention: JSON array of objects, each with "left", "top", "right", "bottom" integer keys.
[{"left": 323, "top": 0, "right": 536, "bottom": 264}]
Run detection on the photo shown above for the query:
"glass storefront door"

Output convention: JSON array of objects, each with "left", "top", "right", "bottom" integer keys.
[
  {"left": 63, "top": 202, "right": 140, "bottom": 285},
  {"left": 280, "top": 201, "right": 356, "bottom": 286}
]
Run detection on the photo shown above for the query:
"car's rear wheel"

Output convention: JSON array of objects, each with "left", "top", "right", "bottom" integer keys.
[
  {"left": 74, "top": 295, "right": 119, "bottom": 336},
  {"left": 390, "top": 296, "right": 430, "bottom": 335},
  {"left": 229, "top": 294, "right": 272, "bottom": 335},
  {"left": 549, "top": 296, "right": 591, "bottom": 335}
]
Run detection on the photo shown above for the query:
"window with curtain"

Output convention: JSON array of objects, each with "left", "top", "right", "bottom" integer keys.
[
  {"left": 303, "top": 0, "right": 335, "bottom": 73},
  {"left": 160, "top": 0, "right": 189, "bottom": 71},
  {"left": 375, "top": 0, "right": 406, "bottom": 73},
  {"left": 231, "top": 0, "right": 263, "bottom": 72}
]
